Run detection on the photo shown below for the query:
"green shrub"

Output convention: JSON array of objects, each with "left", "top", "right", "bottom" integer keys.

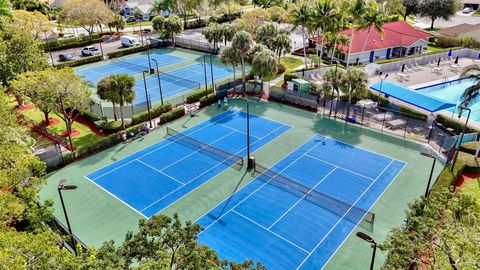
[
  {"left": 103, "top": 120, "right": 123, "bottom": 134},
  {"left": 94, "top": 120, "right": 107, "bottom": 130},
  {"left": 284, "top": 73, "right": 300, "bottom": 83},
  {"left": 199, "top": 93, "right": 216, "bottom": 107},
  {"left": 159, "top": 107, "right": 185, "bottom": 124},
  {"left": 131, "top": 103, "right": 172, "bottom": 125},
  {"left": 43, "top": 33, "right": 112, "bottom": 52},
  {"left": 186, "top": 88, "right": 213, "bottom": 103},
  {"left": 435, "top": 36, "right": 462, "bottom": 48},
  {"left": 55, "top": 55, "right": 103, "bottom": 68},
  {"left": 436, "top": 114, "right": 478, "bottom": 134},
  {"left": 399, "top": 106, "right": 427, "bottom": 120},
  {"left": 107, "top": 44, "right": 156, "bottom": 59},
  {"left": 277, "top": 63, "right": 286, "bottom": 74},
  {"left": 79, "top": 108, "right": 106, "bottom": 122}
]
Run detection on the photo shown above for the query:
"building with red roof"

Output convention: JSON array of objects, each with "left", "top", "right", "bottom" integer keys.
[{"left": 315, "top": 21, "right": 433, "bottom": 64}]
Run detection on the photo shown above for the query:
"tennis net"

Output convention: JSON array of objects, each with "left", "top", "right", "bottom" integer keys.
[
  {"left": 254, "top": 163, "right": 375, "bottom": 226},
  {"left": 111, "top": 59, "right": 149, "bottom": 73},
  {"left": 166, "top": 127, "right": 243, "bottom": 168},
  {"left": 157, "top": 70, "right": 201, "bottom": 90}
]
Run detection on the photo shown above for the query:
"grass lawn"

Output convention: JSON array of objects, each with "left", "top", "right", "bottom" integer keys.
[
  {"left": 21, "top": 107, "right": 103, "bottom": 149},
  {"left": 263, "top": 57, "right": 304, "bottom": 82},
  {"left": 126, "top": 21, "right": 153, "bottom": 27},
  {"left": 462, "top": 177, "right": 480, "bottom": 202},
  {"left": 473, "top": 11, "right": 480, "bottom": 17},
  {"left": 427, "top": 45, "right": 447, "bottom": 53}
]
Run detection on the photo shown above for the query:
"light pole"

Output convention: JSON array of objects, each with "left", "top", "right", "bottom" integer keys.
[
  {"left": 142, "top": 70, "right": 153, "bottom": 128},
  {"left": 245, "top": 98, "right": 255, "bottom": 169},
  {"left": 451, "top": 105, "right": 471, "bottom": 171},
  {"left": 378, "top": 72, "right": 389, "bottom": 105},
  {"left": 356, "top": 232, "right": 377, "bottom": 270},
  {"left": 43, "top": 31, "right": 55, "bottom": 66},
  {"left": 57, "top": 179, "right": 78, "bottom": 256},
  {"left": 209, "top": 54, "right": 215, "bottom": 93},
  {"left": 151, "top": 59, "right": 164, "bottom": 105},
  {"left": 420, "top": 152, "right": 436, "bottom": 198},
  {"left": 203, "top": 55, "right": 208, "bottom": 95},
  {"left": 329, "top": 60, "right": 338, "bottom": 116}
]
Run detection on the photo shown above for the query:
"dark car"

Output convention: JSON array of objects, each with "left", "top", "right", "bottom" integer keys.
[
  {"left": 125, "top": 16, "right": 136, "bottom": 23},
  {"left": 59, "top": 53, "right": 75, "bottom": 62}
]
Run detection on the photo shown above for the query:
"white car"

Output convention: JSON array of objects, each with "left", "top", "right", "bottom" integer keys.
[
  {"left": 81, "top": 46, "right": 100, "bottom": 56},
  {"left": 121, "top": 36, "right": 140, "bottom": 47},
  {"left": 463, "top": 7, "right": 473, "bottom": 13}
]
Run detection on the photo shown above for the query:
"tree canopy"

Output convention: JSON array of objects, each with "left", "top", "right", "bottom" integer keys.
[
  {"left": 418, "top": 0, "right": 456, "bottom": 29},
  {"left": 59, "top": 0, "right": 114, "bottom": 37}
]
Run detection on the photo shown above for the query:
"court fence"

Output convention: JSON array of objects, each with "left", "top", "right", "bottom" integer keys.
[{"left": 175, "top": 36, "right": 222, "bottom": 55}]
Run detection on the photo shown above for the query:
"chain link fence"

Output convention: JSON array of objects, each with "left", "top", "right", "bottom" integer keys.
[{"left": 174, "top": 36, "right": 222, "bottom": 54}]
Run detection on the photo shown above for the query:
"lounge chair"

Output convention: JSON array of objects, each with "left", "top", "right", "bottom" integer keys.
[
  {"left": 373, "top": 111, "right": 394, "bottom": 121},
  {"left": 386, "top": 119, "right": 407, "bottom": 129}
]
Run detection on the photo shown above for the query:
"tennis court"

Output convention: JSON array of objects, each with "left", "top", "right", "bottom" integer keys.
[
  {"left": 85, "top": 109, "right": 290, "bottom": 218},
  {"left": 197, "top": 134, "right": 406, "bottom": 270},
  {"left": 136, "top": 62, "right": 233, "bottom": 105},
  {"left": 76, "top": 51, "right": 185, "bottom": 84}
]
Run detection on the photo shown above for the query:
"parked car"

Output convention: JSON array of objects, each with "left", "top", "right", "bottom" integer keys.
[
  {"left": 463, "top": 7, "right": 473, "bottom": 13},
  {"left": 121, "top": 36, "right": 140, "bottom": 47},
  {"left": 59, "top": 53, "right": 75, "bottom": 62},
  {"left": 81, "top": 46, "right": 100, "bottom": 56},
  {"left": 125, "top": 16, "right": 136, "bottom": 23}
]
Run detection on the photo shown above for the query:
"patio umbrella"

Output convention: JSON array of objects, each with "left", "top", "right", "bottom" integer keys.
[
  {"left": 448, "top": 49, "right": 452, "bottom": 58},
  {"left": 454, "top": 56, "right": 459, "bottom": 64},
  {"left": 478, "top": 53, "right": 480, "bottom": 60},
  {"left": 401, "top": 63, "right": 405, "bottom": 72},
  {"left": 437, "top": 58, "right": 441, "bottom": 66}
]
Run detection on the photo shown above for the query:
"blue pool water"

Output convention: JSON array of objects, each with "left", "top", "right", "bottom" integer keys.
[{"left": 417, "top": 79, "right": 479, "bottom": 121}]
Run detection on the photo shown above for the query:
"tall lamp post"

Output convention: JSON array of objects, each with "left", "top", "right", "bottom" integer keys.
[
  {"left": 245, "top": 98, "right": 255, "bottom": 169},
  {"left": 329, "top": 60, "right": 338, "bottom": 116},
  {"left": 377, "top": 72, "right": 389, "bottom": 105},
  {"left": 151, "top": 59, "right": 164, "bottom": 105},
  {"left": 57, "top": 179, "right": 78, "bottom": 256},
  {"left": 356, "top": 232, "right": 377, "bottom": 270},
  {"left": 142, "top": 70, "right": 153, "bottom": 128},
  {"left": 451, "top": 105, "right": 471, "bottom": 171},
  {"left": 420, "top": 152, "right": 436, "bottom": 198}
]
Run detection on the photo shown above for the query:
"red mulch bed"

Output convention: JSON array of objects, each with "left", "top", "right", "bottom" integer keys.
[
  {"left": 75, "top": 116, "right": 105, "bottom": 136},
  {"left": 454, "top": 172, "right": 480, "bottom": 188},
  {"left": 42, "top": 118, "right": 60, "bottom": 126},
  {"left": 60, "top": 130, "right": 80, "bottom": 137},
  {"left": 17, "top": 104, "right": 35, "bottom": 111}
]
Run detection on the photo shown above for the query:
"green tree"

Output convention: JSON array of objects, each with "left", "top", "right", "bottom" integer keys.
[
  {"left": 51, "top": 68, "right": 90, "bottom": 149},
  {"left": 375, "top": 0, "right": 405, "bottom": 17},
  {"left": 108, "top": 13, "right": 126, "bottom": 33},
  {"left": 218, "top": 0, "right": 240, "bottom": 23},
  {"left": 459, "top": 64, "right": 480, "bottom": 109},
  {"left": 252, "top": 0, "right": 284, "bottom": 9},
  {"left": 313, "top": 0, "right": 338, "bottom": 61},
  {"left": 291, "top": 2, "right": 312, "bottom": 66},
  {"left": 359, "top": 2, "right": 385, "bottom": 53},
  {"left": 0, "top": 0, "right": 11, "bottom": 17},
  {"left": 402, "top": 0, "right": 419, "bottom": 20},
  {"left": 418, "top": 0, "right": 456, "bottom": 30},
  {"left": 152, "top": 0, "right": 178, "bottom": 15},
  {"left": 322, "top": 67, "right": 345, "bottom": 100},
  {"left": 346, "top": 0, "right": 366, "bottom": 67},
  {"left": 231, "top": 30, "right": 253, "bottom": 86},
  {"left": 97, "top": 74, "right": 136, "bottom": 129},
  {"left": 152, "top": 14, "right": 166, "bottom": 34},
  {"left": 202, "top": 22, "right": 223, "bottom": 51},
  {"left": 164, "top": 15, "right": 183, "bottom": 43},
  {"left": 220, "top": 46, "right": 240, "bottom": 81},
  {"left": 221, "top": 23, "right": 236, "bottom": 46},
  {"left": 342, "top": 68, "right": 367, "bottom": 108},
  {"left": 234, "top": 9, "right": 271, "bottom": 39},
  {"left": 251, "top": 45, "right": 278, "bottom": 79},
  {"left": 266, "top": 6, "right": 287, "bottom": 22},
  {"left": 255, "top": 23, "right": 291, "bottom": 62},
  {"left": 12, "top": 10, "right": 52, "bottom": 40},
  {"left": 59, "top": 0, "right": 114, "bottom": 37}
]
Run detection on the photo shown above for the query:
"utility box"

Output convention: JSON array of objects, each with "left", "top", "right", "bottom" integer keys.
[{"left": 291, "top": 78, "right": 311, "bottom": 93}]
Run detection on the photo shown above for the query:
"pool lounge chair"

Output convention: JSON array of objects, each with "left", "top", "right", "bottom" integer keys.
[
  {"left": 386, "top": 119, "right": 407, "bottom": 129},
  {"left": 373, "top": 111, "right": 394, "bottom": 122}
]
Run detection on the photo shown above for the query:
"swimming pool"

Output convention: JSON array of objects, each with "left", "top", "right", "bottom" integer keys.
[{"left": 417, "top": 78, "right": 479, "bottom": 121}]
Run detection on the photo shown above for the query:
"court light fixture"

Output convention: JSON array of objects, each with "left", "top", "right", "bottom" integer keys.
[
  {"left": 57, "top": 179, "right": 77, "bottom": 256},
  {"left": 451, "top": 105, "right": 471, "bottom": 172},
  {"left": 420, "top": 152, "right": 436, "bottom": 198},
  {"left": 356, "top": 232, "right": 377, "bottom": 270}
]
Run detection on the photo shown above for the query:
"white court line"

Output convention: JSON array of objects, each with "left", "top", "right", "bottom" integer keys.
[
  {"left": 88, "top": 110, "right": 240, "bottom": 181},
  {"left": 232, "top": 210, "right": 309, "bottom": 254},
  {"left": 295, "top": 159, "right": 394, "bottom": 270},
  {"left": 217, "top": 123, "right": 261, "bottom": 139},
  {"left": 84, "top": 175, "right": 148, "bottom": 219},
  {"left": 140, "top": 123, "right": 289, "bottom": 214},
  {"left": 304, "top": 154, "right": 376, "bottom": 182},
  {"left": 136, "top": 160, "right": 185, "bottom": 185},
  {"left": 156, "top": 130, "right": 236, "bottom": 172},
  {"left": 199, "top": 135, "right": 325, "bottom": 233},
  {"left": 268, "top": 168, "right": 337, "bottom": 230},
  {"left": 320, "top": 161, "right": 407, "bottom": 270}
]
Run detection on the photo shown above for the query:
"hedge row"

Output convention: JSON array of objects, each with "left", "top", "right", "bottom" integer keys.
[
  {"left": 184, "top": 13, "right": 241, "bottom": 29},
  {"left": 199, "top": 93, "right": 216, "bottom": 107},
  {"left": 79, "top": 108, "right": 106, "bottom": 122},
  {"left": 55, "top": 55, "right": 103, "bottom": 68},
  {"left": 186, "top": 88, "right": 213, "bottom": 103},
  {"left": 399, "top": 106, "right": 427, "bottom": 120},
  {"left": 107, "top": 44, "right": 154, "bottom": 59},
  {"left": 65, "top": 107, "right": 185, "bottom": 161},
  {"left": 43, "top": 33, "right": 112, "bottom": 52},
  {"left": 436, "top": 114, "right": 478, "bottom": 134},
  {"left": 131, "top": 103, "right": 172, "bottom": 125},
  {"left": 102, "top": 120, "right": 124, "bottom": 134},
  {"left": 284, "top": 73, "right": 301, "bottom": 83}
]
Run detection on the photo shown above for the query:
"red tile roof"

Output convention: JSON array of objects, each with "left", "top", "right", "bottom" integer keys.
[{"left": 317, "top": 21, "right": 433, "bottom": 54}]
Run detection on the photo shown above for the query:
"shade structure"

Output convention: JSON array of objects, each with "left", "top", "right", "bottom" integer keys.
[
  {"left": 370, "top": 81, "right": 456, "bottom": 112},
  {"left": 448, "top": 49, "right": 452, "bottom": 57}
]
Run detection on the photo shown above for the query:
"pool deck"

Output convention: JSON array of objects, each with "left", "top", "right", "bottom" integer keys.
[{"left": 368, "top": 57, "right": 480, "bottom": 131}]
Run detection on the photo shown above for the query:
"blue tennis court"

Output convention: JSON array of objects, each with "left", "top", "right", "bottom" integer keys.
[
  {"left": 85, "top": 109, "right": 290, "bottom": 218},
  {"left": 197, "top": 135, "right": 406, "bottom": 270},
  {"left": 76, "top": 51, "right": 185, "bottom": 84},
  {"left": 135, "top": 62, "right": 234, "bottom": 105}
]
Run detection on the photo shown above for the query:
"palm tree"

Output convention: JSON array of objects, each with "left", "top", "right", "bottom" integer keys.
[
  {"left": 322, "top": 67, "right": 345, "bottom": 114},
  {"left": 152, "top": 0, "right": 178, "bottom": 15},
  {"left": 221, "top": 23, "right": 236, "bottom": 46},
  {"left": 251, "top": 47, "right": 277, "bottom": 90},
  {"left": 0, "top": 0, "right": 12, "bottom": 17},
  {"left": 346, "top": 0, "right": 366, "bottom": 67},
  {"left": 342, "top": 68, "right": 367, "bottom": 115},
  {"left": 202, "top": 23, "right": 223, "bottom": 51},
  {"left": 291, "top": 2, "right": 312, "bottom": 66},
  {"left": 273, "top": 29, "right": 291, "bottom": 63},
  {"left": 97, "top": 74, "right": 136, "bottom": 128},
  {"left": 460, "top": 64, "right": 480, "bottom": 109},
  {"left": 231, "top": 30, "right": 253, "bottom": 88},
  {"left": 313, "top": 0, "right": 337, "bottom": 61},
  {"left": 220, "top": 46, "right": 240, "bottom": 81},
  {"left": 97, "top": 76, "right": 119, "bottom": 122},
  {"left": 360, "top": 2, "right": 385, "bottom": 53}
]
